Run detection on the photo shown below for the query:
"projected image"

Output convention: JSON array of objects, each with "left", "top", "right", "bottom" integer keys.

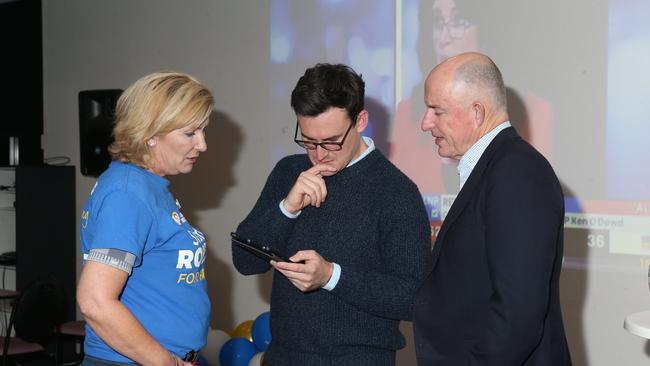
[
  {"left": 562, "top": 198, "right": 650, "bottom": 271},
  {"left": 534, "top": 0, "right": 650, "bottom": 271},
  {"left": 391, "top": 0, "right": 555, "bottom": 196},
  {"left": 560, "top": 0, "right": 650, "bottom": 271},
  {"left": 269, "top": 0, "right": 395, "bottom": 165},
  {"left": 269, "top": 0, "right": 650, "bottom": 271},
  {"left": 389, "top": 0, "right": 465, "bottom": 196},
  {"left": 390, "top": 0, "right": 557, "bottom": 242},
  {"left": 607, "top": 0, "right": 650, "bottom": 200}
]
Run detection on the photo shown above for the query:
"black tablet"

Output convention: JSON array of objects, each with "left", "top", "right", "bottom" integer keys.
[{"left": 230, "top": 232, "right": 291, "bottom": 262}]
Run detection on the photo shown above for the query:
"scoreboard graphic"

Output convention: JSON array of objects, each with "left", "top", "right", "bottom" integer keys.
[
  {"left": 422, "top": 194, "right": 650, "bottom": 272},
  {"left": 564, "top": 199, "right": 650, "bottom": 272}
]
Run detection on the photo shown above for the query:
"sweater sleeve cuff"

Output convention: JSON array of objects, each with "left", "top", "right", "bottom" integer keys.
[
  {"left": 279, "top": 200, "right": 301, "bottom": 218},
  {"left": 322, "top": 263, "right": 341, "bottom": 291}
]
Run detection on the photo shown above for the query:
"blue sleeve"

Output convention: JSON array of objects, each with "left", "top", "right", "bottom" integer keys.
[{"left": 87, "top": 190, "right": 154, "bottom": 266}]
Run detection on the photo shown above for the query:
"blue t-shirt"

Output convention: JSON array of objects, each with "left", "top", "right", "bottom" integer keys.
[{"left": 80, "top": 161, "right": 210, "bottom": 362}]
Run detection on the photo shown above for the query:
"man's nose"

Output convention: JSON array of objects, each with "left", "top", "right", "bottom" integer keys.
[
  {"left": 421, "top": 112, "right": 434, "bottom": 132},
  {"left": 316, "top": 145, "right": 328, "bottom": 160}
]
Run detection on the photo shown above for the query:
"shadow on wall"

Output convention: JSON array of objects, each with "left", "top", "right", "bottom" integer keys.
[
  {"left": 507, "top": 87, "right": 531, "bottom": 142},
  {"left": 170, "top": 110, "right": 241, "bottom": 211},
  {"left": 366, "top": 97, "right": 391, "bottom": 155},
  {"left": 256, "top": 271, "right": 273, "bottom": 307},
  {"left": 508, "top": 87, "right": 588, "bottom": 365},
  {"left": 170, "top": 109, "right": 243, "bottom": 331},
  {"left": 557, "top": 183, "right": 587, "bottom": 365}
]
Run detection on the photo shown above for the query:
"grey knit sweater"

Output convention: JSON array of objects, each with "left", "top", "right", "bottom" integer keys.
[{"left": 233, "top": 149, "right": 431, "bottom": 366}]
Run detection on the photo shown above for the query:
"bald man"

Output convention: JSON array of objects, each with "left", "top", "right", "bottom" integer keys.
[{"left": 412, "top": 53, "right": 571, "bottom": 365}]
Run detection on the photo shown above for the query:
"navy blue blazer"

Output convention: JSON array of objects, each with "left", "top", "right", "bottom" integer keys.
[{"left": 413, "top": 127, "right": 571, "bottom": 365}]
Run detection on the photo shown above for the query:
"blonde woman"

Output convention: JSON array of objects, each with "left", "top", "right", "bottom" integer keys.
[{"left": 77, "top": 72, "right": 213, "bottom": 366}]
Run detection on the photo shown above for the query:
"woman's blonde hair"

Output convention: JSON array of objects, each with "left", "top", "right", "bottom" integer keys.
[{"left": 109, "top": 71, "right": 214, "bottom": 167}]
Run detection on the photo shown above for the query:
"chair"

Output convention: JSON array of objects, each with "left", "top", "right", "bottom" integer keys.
[
  {"left": 1, "top": 279, "right": 66, "bottom": 366},
  {"left": 55, "top": 320, "right": 85, "bottom": 365}
]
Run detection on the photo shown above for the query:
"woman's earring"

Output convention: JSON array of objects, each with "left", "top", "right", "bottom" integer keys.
[{"left": 147, "top": 139, "right": 156, "bottom": 147}]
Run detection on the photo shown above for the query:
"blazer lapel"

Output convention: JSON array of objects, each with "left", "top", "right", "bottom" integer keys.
[{"left": 430, "top": 127, "right": 519, "bottom": 266}]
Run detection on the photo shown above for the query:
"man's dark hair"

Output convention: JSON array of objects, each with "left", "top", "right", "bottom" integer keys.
[{"left": 290, "top": 63, "right": 365, "bottom": 124}]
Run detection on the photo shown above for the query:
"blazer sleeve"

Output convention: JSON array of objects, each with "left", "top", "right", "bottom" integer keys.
[{"left": 470, "top": 152, "right": 564, "bottom": 365}]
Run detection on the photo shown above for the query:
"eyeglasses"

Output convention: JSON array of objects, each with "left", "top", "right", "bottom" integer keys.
[
  {"left": 432, "top": 16, "right": 472, "bottom": 40},
  {"left": 294, "top": 121, "right": 354, "bottom": 151}
]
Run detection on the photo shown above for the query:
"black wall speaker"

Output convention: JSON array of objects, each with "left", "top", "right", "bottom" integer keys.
[{"left": 78, "top": 89, "right": 122, "bottom": 177}]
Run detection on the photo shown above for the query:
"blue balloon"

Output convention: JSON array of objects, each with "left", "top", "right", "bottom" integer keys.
[
  {"left": 219, "top": 337, "right": 257, "bottom": 366},
  {"left": 251, "top": 311, "right": 272, "bottom": 352}
]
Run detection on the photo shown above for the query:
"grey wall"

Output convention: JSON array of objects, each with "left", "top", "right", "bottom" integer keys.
[
  {"left": 43, "top": 0, "right": 275, "bottom": 333},
  {"left": 42, "top": 1, "right": 650, "bottom": 365}
]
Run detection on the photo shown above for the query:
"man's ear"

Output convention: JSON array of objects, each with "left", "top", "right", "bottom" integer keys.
[
  {"left": 472, "top": 102, "right": 485, "bottom": 126},
  {"left": 355, "top": 110, "right": 369, "bottom": 133}
]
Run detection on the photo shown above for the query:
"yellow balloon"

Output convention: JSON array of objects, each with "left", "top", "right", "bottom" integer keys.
[{"left": 232, "top": 320, "right": 254, "bottom": 342}]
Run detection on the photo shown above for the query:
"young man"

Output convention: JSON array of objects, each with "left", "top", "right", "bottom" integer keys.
[{"left": 233, "top": 63, "right": 431, "bottom": 366}]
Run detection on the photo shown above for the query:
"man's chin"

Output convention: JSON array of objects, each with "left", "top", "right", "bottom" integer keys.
[
  {"left": 436, "top": 149, "right": 454, "bottom": 161},
  {"left": 320, "top": 170, "right": 339, "bottom": 177}
]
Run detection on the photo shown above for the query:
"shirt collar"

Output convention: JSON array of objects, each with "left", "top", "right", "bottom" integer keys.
[
  {"left": 347, "top": 136, "right": 375, "bottom": 168},
  {"left": 457, "top": 121, "right": 511, "bottom": 189}
]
